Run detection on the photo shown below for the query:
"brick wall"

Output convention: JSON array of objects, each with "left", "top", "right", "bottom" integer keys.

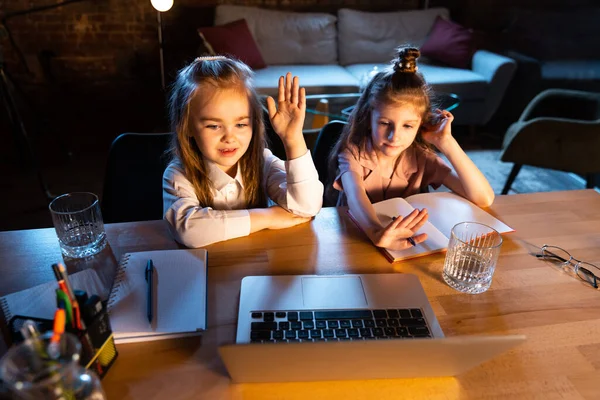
[{"left": 1, "top": 0, "right": 160, "bottom": 82}]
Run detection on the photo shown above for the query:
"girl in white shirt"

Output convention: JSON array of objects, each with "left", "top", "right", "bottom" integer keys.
[{"left": 163, "top": 56, "right": 323, "bottom": 248}]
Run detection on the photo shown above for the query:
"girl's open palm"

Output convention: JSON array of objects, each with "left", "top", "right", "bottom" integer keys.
[
  {"left": 372, "top": 209, "right": 429, "bottom": 251},
  {"left": 266, "top": 72, "right": 306, "bottom": 142}
]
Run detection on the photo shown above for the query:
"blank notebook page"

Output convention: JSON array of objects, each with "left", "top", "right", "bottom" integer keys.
[{"left": 108, "top": 248, "right": 208, "bottom": 342}]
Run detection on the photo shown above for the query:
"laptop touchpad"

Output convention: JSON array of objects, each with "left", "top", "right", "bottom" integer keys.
[{"left": 301, "top": 276, "right": 368, "bottom": 308}]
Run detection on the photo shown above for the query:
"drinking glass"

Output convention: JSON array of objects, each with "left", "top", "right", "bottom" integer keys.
[
  {"left": 443, "top": 222, "right": 503, "bottom": 294},
  {"left": 49, "top": 192, "right": 107, "bottom": 258},
  {"left": 0, "top": 332, "right": 106, "bottom": 400}
]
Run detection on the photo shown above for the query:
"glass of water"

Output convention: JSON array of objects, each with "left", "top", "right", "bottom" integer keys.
[
  {"left": 443, "top": 222, "right": 503, "bottom": 294},
  {"left": 49, "top": 192, "right": 107, "bottom": 258}
]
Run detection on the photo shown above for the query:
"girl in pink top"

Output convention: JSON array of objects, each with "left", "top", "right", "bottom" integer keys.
[{"left": 328, "top": 47, "right": 494, "bottom": 251}]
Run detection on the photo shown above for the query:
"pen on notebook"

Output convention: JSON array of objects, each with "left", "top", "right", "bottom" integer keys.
[
  {"left": 390, "top": 217, "right": 417, "bottom": 247},
  {"left": 145, "top": 259, "right": 154, "bottom": 325}
]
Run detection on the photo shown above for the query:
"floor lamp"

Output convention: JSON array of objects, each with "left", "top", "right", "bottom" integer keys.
[{"left": 150, "top": 0, "right": 173, "bottom": 90}]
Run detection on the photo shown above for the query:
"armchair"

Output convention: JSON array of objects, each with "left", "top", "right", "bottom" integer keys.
[{"left": 500, "top": 89, "right": 600, "bottom": 194}]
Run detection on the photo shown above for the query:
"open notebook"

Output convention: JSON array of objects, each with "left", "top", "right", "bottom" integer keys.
[
  {"left": 349, "top": 192, "right": 514, "bottom": 262},
  {"left": 107, "top": 248, "right": 208, "bottom": 344}
]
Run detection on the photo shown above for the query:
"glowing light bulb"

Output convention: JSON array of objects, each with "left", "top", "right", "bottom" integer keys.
[{"left": 150, "top": 0, "right": 173, "bottom": 12}]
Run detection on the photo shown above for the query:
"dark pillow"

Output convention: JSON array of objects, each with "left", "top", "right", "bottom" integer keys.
[
  {"left": 197, "top": 19, "right": 266, "bottom": 70},
  {"left": 420, "top": 17, "right": 474, "bottom": 69}
]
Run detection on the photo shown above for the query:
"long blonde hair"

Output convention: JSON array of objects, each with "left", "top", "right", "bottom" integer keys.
[
  {"left": 326, "top": 47, "right": 437, "bottom": 202},
  {"left": 168, "top": 57, "right": 267, "bottom": 208}
]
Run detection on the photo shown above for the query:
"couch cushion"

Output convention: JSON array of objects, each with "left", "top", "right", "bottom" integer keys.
[
  {"left": 338, "top": 8, "right": 449, "bottom": 66},
  {"left": 251, "top": 65, "right": 360, "bottom": 96},
  {"left": 420, "top": 17, "right": 474, "bottom": 69},
  {"left": 344, "top": 63, "right": 488, "bottom": 100},
  {"left": 215, "top": 5, "right": 337, "bottom": 65},
  {"left": 197, "top": 19, "right": 266, "bottom": 70}
]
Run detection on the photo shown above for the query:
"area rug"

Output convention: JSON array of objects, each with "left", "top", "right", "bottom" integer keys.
[{"left": 442, "top": 149, "right": 586, "bottom": 194}]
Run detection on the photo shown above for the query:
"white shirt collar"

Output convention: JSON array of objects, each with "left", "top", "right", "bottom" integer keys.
[{"left": 204, "top": 159, "right": 245, "bottom": 191}]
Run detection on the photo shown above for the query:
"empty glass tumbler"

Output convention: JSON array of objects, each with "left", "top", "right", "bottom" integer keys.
[
  {"left": 49, "top": 192, "right": 107, "bottom": 258},
  {"left": 443, "top": 222, "right": 503, "bottom": 294},
  {"left": 0, "top": 332, "right": 106, "bottom": 400}
]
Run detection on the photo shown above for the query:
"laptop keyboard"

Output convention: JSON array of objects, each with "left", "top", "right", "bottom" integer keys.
[{"left": 249, "top": 309, "right": 432, "bottom": 343}]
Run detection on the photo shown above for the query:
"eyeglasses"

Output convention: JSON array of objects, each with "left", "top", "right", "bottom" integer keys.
[{"left": 536, "top": 245, "right": 600, "bottom": 289}]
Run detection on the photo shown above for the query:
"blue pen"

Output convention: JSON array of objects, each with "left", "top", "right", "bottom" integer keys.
[{"left": 145, "top": 259, "right": 154, "bottom": 325}]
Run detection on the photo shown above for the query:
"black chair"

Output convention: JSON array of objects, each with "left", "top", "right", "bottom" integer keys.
[
  {"left": 102, "top": 132, "right": 172, "bottom": 223},
  {"left": 311, "top": 120, "right": 347, "bottom": 206},
  {"left": 500, "top": 89, "right": 600, "bottom": 194}
]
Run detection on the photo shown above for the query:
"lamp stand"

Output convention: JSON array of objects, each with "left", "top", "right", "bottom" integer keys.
[{"left": 157, "top": 10, "right": 166, "bottom": 91}]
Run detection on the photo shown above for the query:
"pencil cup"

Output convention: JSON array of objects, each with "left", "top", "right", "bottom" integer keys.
[
  {"left": 0, "top": 332, "right": 106, "bottom": 400},
  {"left": 49, "top": 192, "right": 107, "bottom": 258},
  {"left": 443, "top": 222, "right": 503, "bottom": 294}
]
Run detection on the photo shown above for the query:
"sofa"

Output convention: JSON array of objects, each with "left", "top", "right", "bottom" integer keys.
[{"left": 207, "top": 5, "right": 517, "bottom": 126}]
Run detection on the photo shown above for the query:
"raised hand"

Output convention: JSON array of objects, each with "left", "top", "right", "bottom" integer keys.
[
  {"left": 370, "top": 208, "right": 429, "bottom": 251},
  {"left": 421, "top": 109, "right": 454, "bottom": 148},
  {"left": 266, "top": 73, "right": 307, "bottom": 159}
]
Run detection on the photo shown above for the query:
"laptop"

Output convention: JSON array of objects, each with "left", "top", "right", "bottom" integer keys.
[{"left": 219, "top": 273, "right": 526, "bottom": 383}]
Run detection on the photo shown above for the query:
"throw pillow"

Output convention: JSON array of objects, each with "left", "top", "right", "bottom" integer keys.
[
  {"left": 215, "top": 5, "right": 338, "bottom": 65},
  {"left": 338, "top": 8, "right": 449, "bottom": 65},
  {"left": 197, "top": 19, "right": 266, "bottom": 70},
  {"left": 420, "top": 16, "right": 474, "bottom": 69}
]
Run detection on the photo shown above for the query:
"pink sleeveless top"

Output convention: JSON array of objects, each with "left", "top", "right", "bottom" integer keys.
[{"left": 333, "top": 142, "right": 451, "bottom": 206}]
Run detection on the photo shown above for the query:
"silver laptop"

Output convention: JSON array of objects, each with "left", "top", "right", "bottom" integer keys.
[{"left": 219, "top": 273, "right": 526, "bottom": 383}]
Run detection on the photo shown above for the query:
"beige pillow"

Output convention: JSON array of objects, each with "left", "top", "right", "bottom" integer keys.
[
  {"left": 338, "top": 7, "right": 450, "bottom": 65},
  {"left": 215, "top": 5, "right": 338, "bottom": 65}
]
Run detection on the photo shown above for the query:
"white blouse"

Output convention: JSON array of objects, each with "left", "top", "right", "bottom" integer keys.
[{"left": 163, "top": 149, "right": 323, "bottom": 248}]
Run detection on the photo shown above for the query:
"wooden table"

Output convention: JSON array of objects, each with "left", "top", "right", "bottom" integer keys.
[{"left": 1, "top": 190, "right": 599, "bottom": 399}]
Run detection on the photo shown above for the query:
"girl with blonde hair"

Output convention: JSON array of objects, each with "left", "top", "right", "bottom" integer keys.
[{"left": 163, "top": 56, "right": 323, "bottom": 247}]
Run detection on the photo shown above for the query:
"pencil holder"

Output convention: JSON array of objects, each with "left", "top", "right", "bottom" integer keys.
[
  {"left": 7, "top": 301, "right": 118, "bottom": 379},
  {"left": 0, "top": 331, "right": 107, "bottom": 399}
]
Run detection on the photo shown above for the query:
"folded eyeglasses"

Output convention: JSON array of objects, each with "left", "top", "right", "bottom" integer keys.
[{"left": 536, "top": 244, "right": 600, "bottom": 289}]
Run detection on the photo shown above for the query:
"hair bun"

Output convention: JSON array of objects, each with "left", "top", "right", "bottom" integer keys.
[
  {"left": 394, "top": 47, "right": 420, "bottom": 73},
  {"left": 195, "top": 55, "right": 228, "bottom": 63}
]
